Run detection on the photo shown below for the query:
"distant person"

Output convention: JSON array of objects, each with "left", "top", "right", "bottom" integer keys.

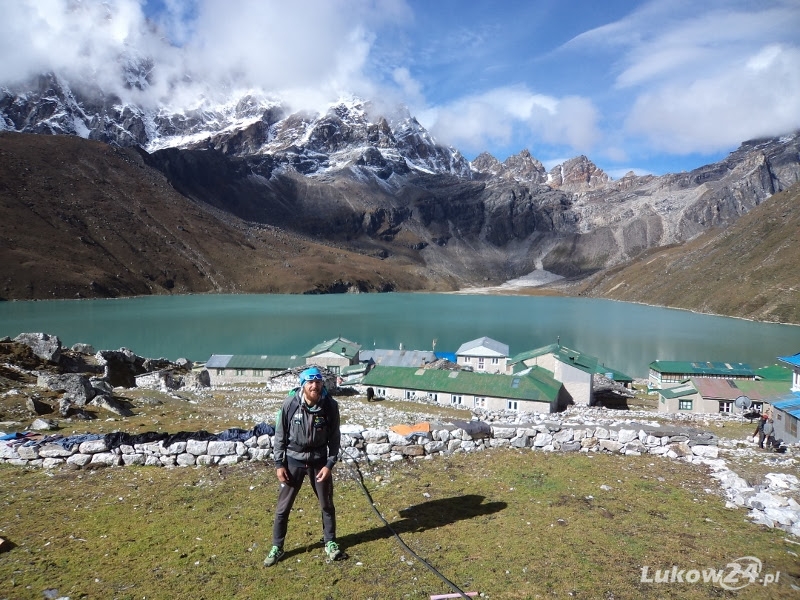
[
  {"left": 366, "top": 386, "right": 375, "bottom": 402},
  {"left": 755, "top": 414, "right": 769, "bottom": 448},
  {"left": 264, "top": 367, "right": 344, "bottom": 566},
  {"left": 762, "top": 417, "right": 775, "bottom": 451}
]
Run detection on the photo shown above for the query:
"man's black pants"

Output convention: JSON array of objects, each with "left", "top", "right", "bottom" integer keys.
[{"left": 272, "top": 462, "right": 336, "bottom": 548}]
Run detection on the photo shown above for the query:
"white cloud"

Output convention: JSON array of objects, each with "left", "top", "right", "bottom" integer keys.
[
  {"left": 626, "top": 43, "right": 800, "bottom": 152},
  {"left": 423, "top": 86, "right": 599, "bottom": 157},
  {"left": 0, "top": 1, "right": 152, "bottom": 87},
  {"left": 563, "top": 0, "right": 800, "bottom": 156},
  {"left": 2, "top": 0, "right": 798, "bottom": 171},
  {"left": 0, "top": 0, "right": 412, "bottom": 112}
]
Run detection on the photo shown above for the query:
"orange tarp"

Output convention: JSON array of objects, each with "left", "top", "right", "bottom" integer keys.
[{"left": 389, "top": 422, "right": 431, "bottom": 436}]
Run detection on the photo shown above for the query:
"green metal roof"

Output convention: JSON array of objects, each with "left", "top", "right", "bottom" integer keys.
[
  {"left": 509, "top": 343, "right": 632, "bottom": 382},
  {"left": 509, "top": 343, "right": 559, "bottom": 364},
  {"left": 754, "top": 363, "right": 793, "bottom": 382},
  {"left": 658, "top": 383, "right": 697, "bottom": 399},
  {"left": 361, "top": 365, "right": 562, "bottom": 404},
  {"left": 340, "top": 363, "right": 369, "bottom": 376},
  {"left": 554, "top": 346, "right": 598, "bottom": 372},
  {"left": 304, "top": 336, "right": 361, "bottom": 359},
  {"left": 731, "top": 379, "right": 793, "bottom": 402},
  {"left": 595, "top": 365, "right": 633, "bottom": 383},
  {"left": 214, "top": 355, "right": 305, "bottom": 370},
  {"left": 648, "top": 360, "right": 754, "bottom": 377}
]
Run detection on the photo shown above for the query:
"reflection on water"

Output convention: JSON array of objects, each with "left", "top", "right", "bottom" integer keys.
[{"left": 1, "top": 294, "right": 798, "bottom": 378}]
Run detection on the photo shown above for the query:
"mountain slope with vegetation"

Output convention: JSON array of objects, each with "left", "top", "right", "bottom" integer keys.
[
  {"left": 0, "top": 132, "right": 449, "bottom": 299},
  {"left": 573, "top": 182, "right": 800, "bottom": 324}
]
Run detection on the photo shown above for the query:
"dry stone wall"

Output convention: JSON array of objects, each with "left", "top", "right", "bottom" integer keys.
[{"left": 1, "top": 421, "right": 719, "bottom": 468}]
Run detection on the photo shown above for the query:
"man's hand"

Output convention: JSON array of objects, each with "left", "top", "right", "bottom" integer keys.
[
  {"left": 315, "top": 466, "right": 331, "bottom": 482},
  {"left": 276, "top": 467, "right": 289, "bottom": 483}
]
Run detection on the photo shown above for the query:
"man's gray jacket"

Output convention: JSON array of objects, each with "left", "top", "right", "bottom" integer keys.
[{"left": 273, "top": 387, "right": 341, "bottom": 470}]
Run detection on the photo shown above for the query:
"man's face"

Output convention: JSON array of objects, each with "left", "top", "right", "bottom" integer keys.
[{"left": 303, "top": 379, "right": 323, "bottom": 404}]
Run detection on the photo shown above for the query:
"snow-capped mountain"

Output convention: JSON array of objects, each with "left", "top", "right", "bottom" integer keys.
[
  {"left": 2, "top": 71, "right": 799, "bottom": 293},
  {"left": 0, "top": 74, "right": 472, "bottom": 178}
]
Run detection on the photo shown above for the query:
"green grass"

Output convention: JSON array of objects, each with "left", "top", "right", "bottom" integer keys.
[{"left": 1, "top": 450, "right": 798, "bottom": 599}]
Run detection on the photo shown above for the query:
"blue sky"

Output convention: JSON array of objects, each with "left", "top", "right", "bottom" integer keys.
[{"left": 2, "top": 0, "right": 799, "bottom": 177}]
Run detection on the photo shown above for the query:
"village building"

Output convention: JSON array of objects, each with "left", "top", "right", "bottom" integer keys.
[
  {"left": 648, "top": 360, "right": 755, "bottom": 389},
  {"left": 359, "top": 348, "right": 437, "bottom": 368},
  {"left": 303, "top": 336, "right": 361, "bottom": 374},
  {"left": 772, "top": 353, "right": 800, "bottom": 444},
  {"left": 359, "top": 365, "right": 569, "bottom": 413},
  {"left": 337, "top": 362, "right": 371, "bottom": 386},
  {"left": 655, "top": 377, "right": 787, "bottom": 415},
  {"left": 204, "top": 354, "right": 305, "bottom": 385},
  {"left": 455, "top": 337, "right": 509, "bottom": 374},
  {"left": 508, "top": 343, "right": 632, "bottom": 407}
]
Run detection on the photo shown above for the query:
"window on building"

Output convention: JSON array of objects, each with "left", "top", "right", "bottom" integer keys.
[
  {"left": 491, "top": 358, "right": 499, "bottom": 364},
  {"left": 507, "top": 400, "right": 518, "bottom": 411},
  {"left": 788, "top": 415, "right": 797, "bottom": 437},
  {"left": 451, "top": 395, "right": 462, "bottom": 405},
  {"left": 474, "top": 397, "right": 486, "bottom": 408},
  {"left": 253, "top": 369, "right": 263, "bottom": 377},
  {"left": 478, "top": 358, "right": 485, "bottom": 369},
  {"left": 719, "top": 401, "right": 733, "bottom": 413},
  {"left": 216, "top": 369, "right": 224, "bottom": 376},
  {"left": 428, "top": 392, "right": 438, "bottom": 402},
  {"left": 405, "top": 390, "right": 413, "bottom": 400},
  {"left": 235, "top": 369, "right": 245, "bottom": 376},
  {"left": 679, "top": 399, "right": 692, "bottom": 411}
]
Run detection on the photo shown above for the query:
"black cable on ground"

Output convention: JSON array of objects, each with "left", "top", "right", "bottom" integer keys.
[{"left": 341, "top": 455, "right": 474, "bottom": 600}]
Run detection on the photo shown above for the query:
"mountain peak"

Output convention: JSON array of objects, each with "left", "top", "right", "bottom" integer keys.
[{"left": 547, "top": 155, "right": 610, "bottom": 191}]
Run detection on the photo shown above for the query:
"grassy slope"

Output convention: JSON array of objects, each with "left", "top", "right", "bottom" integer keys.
[
  {"left": 575, "top": 183, "right": 800, "bottom": 324},
  {"left": 1, "top": 451, "right": 797, "bottom": 600},
  {"left": 0, "top": 387, "right": 798, "bottom": 599}
]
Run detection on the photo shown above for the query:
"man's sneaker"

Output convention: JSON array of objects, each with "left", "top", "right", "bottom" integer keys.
[
  {"left": 264, "top": 545, "right": 284, "bottom": 566},
  {"left": 325, "top": 540, "right": 343, "bottom": 560}
]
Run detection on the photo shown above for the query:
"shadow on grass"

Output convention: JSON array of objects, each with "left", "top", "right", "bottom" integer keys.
[
  {"left": 286, "top": 494, "right": 506, "bottom": 558},
  {"left": 285, "top": 494, "right": 508, "bottom": 558}
]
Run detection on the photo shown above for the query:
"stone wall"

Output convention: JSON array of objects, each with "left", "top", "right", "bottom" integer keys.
[{"left": 1, "top": 422, "right": 718, "bottom": 469}]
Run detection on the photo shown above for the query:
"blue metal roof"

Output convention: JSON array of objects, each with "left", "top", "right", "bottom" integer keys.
[
  {"left": 772, "top": 392, "right": 800, "bottom": 418},
  {"left": 778, "top": 353, "right": 800, "bottom": 368}
]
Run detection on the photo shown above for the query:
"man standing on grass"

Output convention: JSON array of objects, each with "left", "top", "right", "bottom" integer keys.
[{"left": 265, "top": 366, "right": 344, "bottom": 566}]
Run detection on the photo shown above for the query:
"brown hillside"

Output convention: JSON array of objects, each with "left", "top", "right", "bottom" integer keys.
[
  {"left": 575, "top": 181, "right": 800, "bottom": 324},
  {"left": 0, "top": 133, "right": 451, "bottom": 300}
]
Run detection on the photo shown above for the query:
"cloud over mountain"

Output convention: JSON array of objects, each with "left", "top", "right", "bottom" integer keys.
[{"left": 1, "top": 0, "right": 798, "bottom": 175}]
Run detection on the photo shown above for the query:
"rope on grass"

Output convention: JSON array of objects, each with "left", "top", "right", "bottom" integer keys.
[{"left": 342, "top": 456, "right": 474, "bottom": 600}]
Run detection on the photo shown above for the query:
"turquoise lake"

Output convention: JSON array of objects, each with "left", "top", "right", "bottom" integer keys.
[{"left": 1, "top": 293, "right": 799, "bottom": 378}]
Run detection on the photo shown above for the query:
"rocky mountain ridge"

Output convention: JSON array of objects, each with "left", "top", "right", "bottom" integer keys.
[{"left": 1, "top": 73, "right": 799, "bottom": 320}]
